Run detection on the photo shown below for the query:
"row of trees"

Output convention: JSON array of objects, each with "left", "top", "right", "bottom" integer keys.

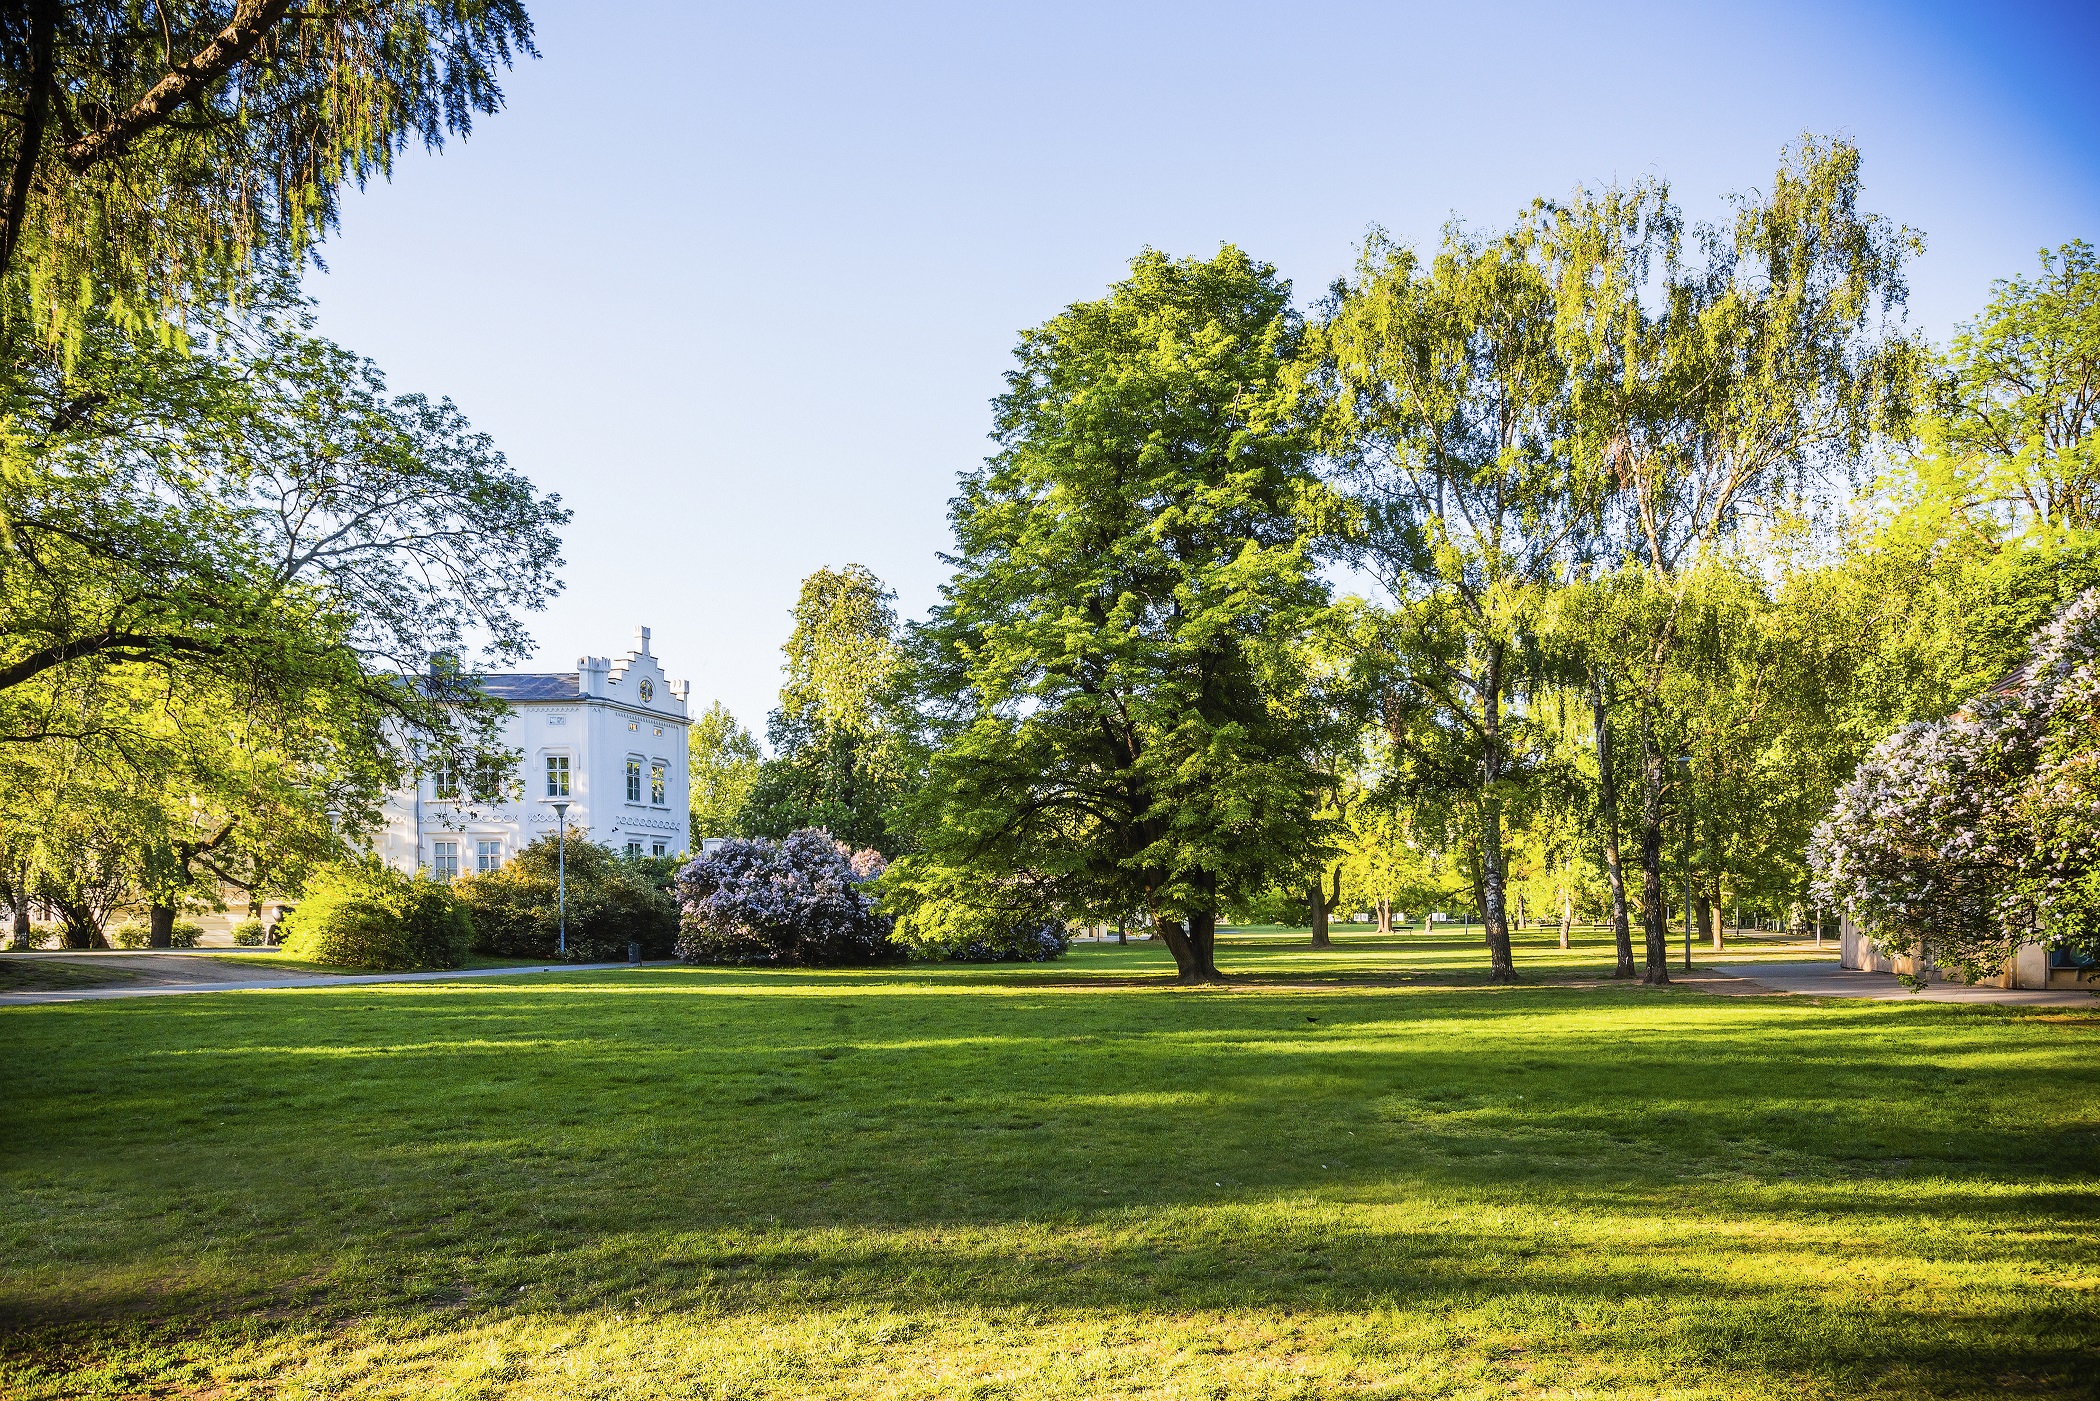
[
  {"left": 693, "top": 146, "right": 2096, "bottom": 984},
  {"left": 0, "top": 4, "right": 564, "bottom": 946}
]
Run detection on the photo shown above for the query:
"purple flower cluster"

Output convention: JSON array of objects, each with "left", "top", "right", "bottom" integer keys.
[
  {"left": 674, "top": 829, "right": 896, "bottom": 966},
  {"left": 1810, "top": 589, "right": 2100, "bottom": 978}
]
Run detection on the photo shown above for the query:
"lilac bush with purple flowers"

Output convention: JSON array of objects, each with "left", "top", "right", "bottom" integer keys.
[
  {"left": 675, "top": 828, "right": 896, "bottom": 966},
  {"left": 1811, "top": 589, "right": 2100, "bottom": 981}
]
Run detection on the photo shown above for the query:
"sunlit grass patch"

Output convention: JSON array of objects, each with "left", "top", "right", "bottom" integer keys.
[{"left": 0, "top": 931, "right": 2092, "bottom": 1398}]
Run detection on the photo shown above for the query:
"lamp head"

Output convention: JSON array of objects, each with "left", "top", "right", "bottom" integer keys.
[{"left": 552, "top": 801, "right": 570, "bottom": 820}]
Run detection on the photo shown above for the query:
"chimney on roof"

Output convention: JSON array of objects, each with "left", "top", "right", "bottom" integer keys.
[
  {"left": 578, "top": 655, "right": 610, "bottom": 697},
  {"left": 635, "top": 625, "right": 652, "bottom": 655}
]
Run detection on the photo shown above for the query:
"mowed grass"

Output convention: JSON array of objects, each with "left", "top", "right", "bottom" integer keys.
[{"left": 1, "top": 928, "right": 2094, "bottom": 1400}]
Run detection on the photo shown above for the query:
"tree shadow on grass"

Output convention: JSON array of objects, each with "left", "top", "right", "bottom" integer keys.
[{"left": 2, "top": 978, "right": 2096, "bottom": 1394}]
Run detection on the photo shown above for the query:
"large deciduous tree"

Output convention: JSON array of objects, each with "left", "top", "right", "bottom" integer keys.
[
  {"left": 1544, "top": 137, "right": 1920, "bottom": 983},
  {"left": 1918, "top": 240, "right": 2100, "bottom": 533},
  {"left": 688, "top": 702, "right": 763, "bottom": 845},
  {"left": 1317, "top": 225, "right": 1590, "bottom": 982},
  {"left": 739, "top": 565, "right": 920, "bottom": 855},
  {"left": 885, "top": 247, "right": 1343, "bottom": 981},
  {"left": 1, "top": 306, "right": 567, "bottom": 761}
]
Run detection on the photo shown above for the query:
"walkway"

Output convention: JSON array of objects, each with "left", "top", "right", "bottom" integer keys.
[
  {"left": 0, "top": 957, "right": 650, "bottom": 1007},
  {"left": 1714, "top": 960, "right": 2097, "bottom": 1007}
]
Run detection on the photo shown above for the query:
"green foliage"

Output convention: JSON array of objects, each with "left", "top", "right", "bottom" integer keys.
[
  {"left": 277, "top": 860, "right": 470, "bottom": 970},
  {"left": 687, "top": 701, "right": 762, "bottom": 843},
  {"left": 1317, "top": 223, "right": 1580, "bottom": 978},
  {"left": 230, "top": 918, "right": 268, "bottom": 947},
  {"left": 892, "top": 247, "right": 1344, "bottom": 981},
  {"left": 108, "top": 919, "right": 202, "bottom": 949},
  {"left": 0, "top": 301, "right": 564, "bottom": 947},
  {"left": 740, "top": 566, "right": 922, "bottom": 855},
  {"left": 0, "top": 2, "right": 535, "bottom": 348},
  {"left": 1536, "top": 137, "right": 1919, "bottom": 979},
  {"left": 777, "top": 564, "right": 903, "bottom": 740},
  {"left": 1917, "top": 240, "right": 2100, "bottom": 532},
  {"left": 451, "top": 833, "right": 677, "bottom": 964}
]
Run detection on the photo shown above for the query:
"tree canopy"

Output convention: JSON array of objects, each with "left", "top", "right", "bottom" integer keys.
[
  {"left": 0, "top": 1, "right": 535, "bottom": 347},
  {"left": 884, "top": 247, "right": 1345, "bottom": 980}
]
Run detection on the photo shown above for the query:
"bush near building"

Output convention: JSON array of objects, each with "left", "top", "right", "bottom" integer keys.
[
  {"left": 676, "top": 830, "right": 895, "bottom": 966},
  {"left": 108, "top": 920, "right": 203, "bottom": 949},
  {"left": 277, "top": 862, "right": 472, "bottom": 971},
  {"left": 453, "top": 834, "right": 678, "bottom": 963}
]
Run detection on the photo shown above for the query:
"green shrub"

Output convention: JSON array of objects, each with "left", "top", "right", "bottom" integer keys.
[
  {"left": 278, "top": 861, "right": 472, "bottom": 970},
  {"left": 231, "top": 918, "right": 268, "bottom": 946},
  {"left": 454, "top": 834, "right": 677, "bottom": 963},
  {"left": 108, "top": 918, "right": 206, "bottom": 949}
]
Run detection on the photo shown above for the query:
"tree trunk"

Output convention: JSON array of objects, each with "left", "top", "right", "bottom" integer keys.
[
  {"left": 1376, "top": 897, "right": 1391, "bottom": 934},
  {"left": 1116, "top": 916, "right": 1127, "bottom": 946},
  {"left": 0, "top": 0, "right": 56, "bottom": 279},
  {"left": 1637, "top": 709, "right": 1670, "bottom": 985},
  {"left": 148, "top": 904, "right": 176, "bottom": 950},
  {"left": 1558, "top": 886, "right": 1572, "bottom": 950},
  {"left": 1694, "top": 893, "right": 1714, "bottom": 954},
  {"left": 1307, "top": 865, "right": 1342, "bottom": 948},
  {"left": 1478, "top": 648, "right": 1518, "bottom": 983},
  {"left": 1188, "top": 907, "right": 1220, "bottom": 980},
  {"left": 1592, "top": 678, "right": 1635, "bottom": 979},
  {"left": 1155, "top": 906, "right": 1221, "bottom": 982}
]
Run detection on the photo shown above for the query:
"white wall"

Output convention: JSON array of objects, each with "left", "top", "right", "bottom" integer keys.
[{"left": 380, "top": 628, "right": 692, "bottom": 875}]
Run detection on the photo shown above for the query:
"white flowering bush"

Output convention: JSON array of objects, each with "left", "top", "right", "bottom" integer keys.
[
  {"left": 1811, "top": 589, "right": 2100, "bottom": 982},
  {"left": 675, "top": 829, "right": 895, "bottom": 965}
]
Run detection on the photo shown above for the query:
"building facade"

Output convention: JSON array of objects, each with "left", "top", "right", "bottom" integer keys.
[
  {"left": 1839, "top": 915, "right": 2098, "bottom": 992},
  {"left": 378, "top": 627, "right": 693, "bottom": 876}
]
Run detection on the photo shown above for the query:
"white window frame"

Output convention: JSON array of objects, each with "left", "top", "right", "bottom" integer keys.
[
  {"left": 650, "top": 760, "right": 666, "bottom": 806},
  {"left": 433, "top": 840, "right": 460, "bottom": 880},
  {"left": 544, "top": 753, "right": 571, "bottom": 798},
  {"left": 476, "top": 839, "right": 502, "bottom": 874},
  {"left": 626, "top": 757, "right": 643, "bottom": 803}
]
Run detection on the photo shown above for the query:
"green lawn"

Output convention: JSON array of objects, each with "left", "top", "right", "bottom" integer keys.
[{"left": 1, "top": 928, "right": 2093, "bottom": 1399}]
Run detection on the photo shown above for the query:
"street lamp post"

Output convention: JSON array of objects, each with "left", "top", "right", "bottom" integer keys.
[{"left": 552, "top": 800, "right": 570, "bottom": 958}]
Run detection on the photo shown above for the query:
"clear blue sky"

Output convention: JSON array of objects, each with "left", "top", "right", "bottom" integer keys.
[{"left": 304, "top": 0, "right": 2100, "bottom": 740}]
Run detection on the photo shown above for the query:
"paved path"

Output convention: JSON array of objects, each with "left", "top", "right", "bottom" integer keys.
[
  {"left": 1714, "top": 960, "right": 2098, "bottom": 1007},
  {"left": 0, "top": 960, "right": 650, "bottom": 1007}
]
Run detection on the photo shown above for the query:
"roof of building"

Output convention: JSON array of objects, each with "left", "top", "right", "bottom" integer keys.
[{"left": 479, "top": 673, "right": 582, "bottom": 702}]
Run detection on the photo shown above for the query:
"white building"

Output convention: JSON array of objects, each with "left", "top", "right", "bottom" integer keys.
[{"left": 379, "top": 627, "right": 693, "bottom": 877}]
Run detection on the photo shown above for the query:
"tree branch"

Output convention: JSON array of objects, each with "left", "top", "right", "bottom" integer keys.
[{"left": 62, "top": 0, "right": 296, "bottom": 173}]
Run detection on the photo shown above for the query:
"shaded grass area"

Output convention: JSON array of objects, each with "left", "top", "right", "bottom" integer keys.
[
  {"left": 0, "top": 958, "right": 155, "bottom": 994},
  {"left": 1, "top": 929, "right": 2093, "bottom": 1399}
]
